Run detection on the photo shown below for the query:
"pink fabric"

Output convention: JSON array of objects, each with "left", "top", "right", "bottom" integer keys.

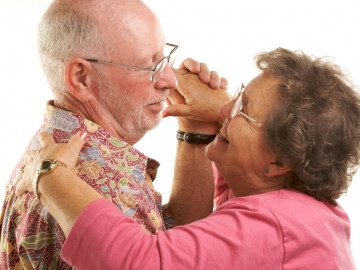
[
  {"left": 212, "top": 162, "right": 235, "bottom": 208},
  {"left": 62, "top": 189, "right": 355, "bottom": 270}
]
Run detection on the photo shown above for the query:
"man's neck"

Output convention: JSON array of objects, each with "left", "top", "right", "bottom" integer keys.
[{"left": 53, "top": 99, "right": 144, "bottom": 145}]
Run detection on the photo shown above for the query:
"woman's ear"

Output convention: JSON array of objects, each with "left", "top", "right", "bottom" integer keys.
[
  {"left": 264, "top": 157, "right": 292, "bottom": 178},
  {"left": 64, "top": 58, "right": 93, "bottom": 102}
]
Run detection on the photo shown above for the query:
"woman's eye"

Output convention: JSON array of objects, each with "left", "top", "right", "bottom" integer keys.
[{"left": 241, "top": 104, "right": 247, "bottom": 114}]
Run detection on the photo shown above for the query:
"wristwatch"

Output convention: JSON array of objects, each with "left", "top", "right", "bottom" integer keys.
[
  {"left": 33, "top": 159, "right": 67, "bottom": 202},
  {"left": 176, "top": 131, "right": 216, "bottom": 144}
]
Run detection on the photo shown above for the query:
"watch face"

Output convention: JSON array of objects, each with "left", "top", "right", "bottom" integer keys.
[{"left": 41, "top": 160, "right": 53, "bottom": 170}]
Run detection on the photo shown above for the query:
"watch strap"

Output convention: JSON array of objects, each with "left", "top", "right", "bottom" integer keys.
[
  {"left": 33, "top": 160, "right": 67, "bottom": 202},
  {"left": 176, "top": 131, "right": 216, "bottom": 144}
]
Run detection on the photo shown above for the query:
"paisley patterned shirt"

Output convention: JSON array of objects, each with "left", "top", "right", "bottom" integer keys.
[{"left": 0, "top": 101, "right": 173, "bottom": 270}]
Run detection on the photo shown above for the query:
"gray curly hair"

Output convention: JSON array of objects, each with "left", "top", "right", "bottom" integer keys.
[{"left": 256, "top": 48, "right": 360, "bottom": 204}]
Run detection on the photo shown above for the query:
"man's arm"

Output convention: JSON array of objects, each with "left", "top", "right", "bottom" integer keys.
[
  {"left": 165, "top": 67, "right": 231, "bottom": 226},
  {"left": 169, "top": 140, "right": 215, "bottom": 225}
]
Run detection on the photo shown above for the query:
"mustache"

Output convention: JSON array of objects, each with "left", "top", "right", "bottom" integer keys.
[{"left": 148, "top": 89, "right": 169, "bottom": 104}]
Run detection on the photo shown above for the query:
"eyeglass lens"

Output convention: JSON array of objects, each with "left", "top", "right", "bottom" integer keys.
[
  {"left": 231, "top": 93, "right": 243, "bottom": 118},
  {"left": 152, "top": 47, "right": 178, "bottom": 82}
]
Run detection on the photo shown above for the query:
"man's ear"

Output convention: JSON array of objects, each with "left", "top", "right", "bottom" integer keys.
[{"left": 64, "top": 58, "right": 93, "bottom": 102}]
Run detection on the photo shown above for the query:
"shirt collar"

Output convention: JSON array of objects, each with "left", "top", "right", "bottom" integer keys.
[{"left": 42, "top": 101, "right": 160, "bottom": 180}]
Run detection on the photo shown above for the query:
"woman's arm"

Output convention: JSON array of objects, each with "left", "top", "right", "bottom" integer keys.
[
  {"left": 16, "top": 132, "right": 103, "bottom": 236},
  {"left": 16, "top": 134, "right": 282, "bottom": 270},
  {"left": 36, "top": 166, "right": 102, "bottom": 236}
]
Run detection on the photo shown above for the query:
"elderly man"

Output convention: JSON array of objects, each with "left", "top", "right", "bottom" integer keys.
[{"left": 0, "top": 0, "right": 230, "bottom": 269}]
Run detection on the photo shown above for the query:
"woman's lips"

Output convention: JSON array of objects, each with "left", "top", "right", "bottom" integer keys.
[
  {"left": 219, "top": 126, "right": 229, "bottom": 143},
  {"left": 219, "top": 120, "right": 230, "bottom": 143}
]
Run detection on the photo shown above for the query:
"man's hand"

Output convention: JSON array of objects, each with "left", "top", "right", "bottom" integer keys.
[
  {"left": 178, "top": 58, "right": 228, "bottom": 90},
  {"left": 16, "top": 132, "right": 86, "bottom": 197},
  {"left": 165, "top": 59, "right": 228, "bottom": 224},
  {"left": 163, "top": 58, "right": 231, "bottom": 133}
]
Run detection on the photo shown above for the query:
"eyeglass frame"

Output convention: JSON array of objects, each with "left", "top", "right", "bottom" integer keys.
[
  {"left": 83, "top": 43, "right": 179, "bottom": 82},
  {"left": 231, "top": 83, "right": 262, "bottom": 128}
]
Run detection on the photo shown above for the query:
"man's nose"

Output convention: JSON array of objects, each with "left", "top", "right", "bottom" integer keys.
[{"left": 154, "top": 63, "right": 178, "bottom": 90}]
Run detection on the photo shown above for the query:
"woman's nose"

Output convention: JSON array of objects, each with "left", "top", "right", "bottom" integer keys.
[{"left": 219, "top": 99, "right": 235, "bottom": 120}]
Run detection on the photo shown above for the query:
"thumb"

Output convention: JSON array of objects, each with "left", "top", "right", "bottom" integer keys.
[
  {"left": 173, "top": 68, "right": 191, "bottom": 89},
  {"left": 177, "top": 58, "right": 201, "bottom": 73},
  {"left": 15, "top": 178, "right": 28, "bottom": 197},
  {"left": 162, "top": 104, "right": 192, "bottom": 118},
  {"left": 38, "top": 132, "right": 56, "bottom": 147},
  {"left": 68, "top": 132, "right": 87, "bottom": 155},
  {"left": 15, "top": 166, "right": 28, "bottom": 197}
]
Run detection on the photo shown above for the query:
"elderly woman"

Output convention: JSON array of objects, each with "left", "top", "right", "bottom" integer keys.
[{"left": 17, "top": 48, "right": 359, "bottom": 269}]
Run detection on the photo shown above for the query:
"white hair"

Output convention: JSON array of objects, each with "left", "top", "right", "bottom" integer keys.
[{"left": 37, "top": 1, "right": 112, "bottom": 97}]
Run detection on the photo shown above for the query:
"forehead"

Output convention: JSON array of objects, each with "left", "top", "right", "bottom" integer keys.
[
  {"left": 244, "top": 73, "right": 279, "bottom": 118},
  {"left": 98, "top": 1, "right": 166, "bottom": 60},
  {"left": 245, "top": 73, "right": 279, "bottom": 98}
]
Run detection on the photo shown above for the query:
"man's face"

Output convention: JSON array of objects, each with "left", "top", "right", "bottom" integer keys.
[{"left": 94, "top": 2, "right": 177, "bottom": 143}]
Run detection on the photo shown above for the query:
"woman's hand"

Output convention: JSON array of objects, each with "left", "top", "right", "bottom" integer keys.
[
  {"left": 15, "top": 131, "right": 86, "bottom": 197},
  {"left": 163, "top": 58, "right": 232, "bottom": 133}
]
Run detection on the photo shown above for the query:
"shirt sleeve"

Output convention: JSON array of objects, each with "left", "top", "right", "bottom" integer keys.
[{"left": 61, "top": 198, "right": 284, "bottom": 270}]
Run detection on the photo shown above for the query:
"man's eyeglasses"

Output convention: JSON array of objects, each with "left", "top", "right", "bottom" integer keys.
[
  {"left": 231, "top": 83, "right": 262, "bottom": 127},
  {"left": 84, "top": 43, "right": 179, "bottom": 83}
]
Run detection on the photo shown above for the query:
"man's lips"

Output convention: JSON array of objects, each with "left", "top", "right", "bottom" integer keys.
[
  {"left": 146, "top": 99, "right": 167, "bottom": 113},
  {"left": 148, "top": 100, "right": 165, "bottom": 106}
]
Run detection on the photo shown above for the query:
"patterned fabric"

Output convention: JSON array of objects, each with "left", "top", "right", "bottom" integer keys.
[{"left": 0, "top": 101, "right": 171, "bottom": 269}]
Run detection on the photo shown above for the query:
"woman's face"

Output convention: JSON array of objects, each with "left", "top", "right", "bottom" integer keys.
[{"left": 206, "top": 73, "right": 280, "bottom": 189}]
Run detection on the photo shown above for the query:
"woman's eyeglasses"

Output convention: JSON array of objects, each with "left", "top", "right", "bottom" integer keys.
[{"left": 230, "top": 83, "right": 262, "bottom": 127}]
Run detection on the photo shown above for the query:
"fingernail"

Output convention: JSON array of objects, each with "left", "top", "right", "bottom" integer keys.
[
  {"left": 80, "top": 131, "right": 88, "bottom": 141},
  {"left": 162, "top": 112, "right": 169, "bottom": 118},
  {"left": 213, "top": 81, "right": 219, "bottom": 88}
]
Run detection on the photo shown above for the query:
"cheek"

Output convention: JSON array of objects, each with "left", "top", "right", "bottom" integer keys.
[
  {"left": 228, "top": 124, "right": 266, "bottom": 161},
  {"left": 119, "top": 78, "right": 153, "bottom": 103},
  {"left": 228, "top": 120, "right": 253, "bottom": 148}
]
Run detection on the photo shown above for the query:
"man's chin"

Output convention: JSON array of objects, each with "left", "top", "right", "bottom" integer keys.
[
  {"left": 127, "top": 115, "right": 162, "bottom": 144},
  {"left": 142, "top": 115, "right": 162, "bottom": 133}
]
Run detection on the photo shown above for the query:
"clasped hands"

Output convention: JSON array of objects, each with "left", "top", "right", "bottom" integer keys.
[{"left": 164, "top": 58, "right": 231, "bottom": 134}]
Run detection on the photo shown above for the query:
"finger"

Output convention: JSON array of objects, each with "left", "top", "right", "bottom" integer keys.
[
  {"left": 15, "top": 180, "right": 28, "bottom": 197},
  {"left": 165, "top": 97, "right": 172, "bottom": 106},
  {"left": 220, "top": 77, "right": 229, "bottom": 90},
  {"left": 15, "top": 163, "right": 34, "bottom": 197},
  {"left": 68, "top": 132, "right": 87, "bottom": 155},
  {"left": 167, "top": 88, "right": 186, "bottom": 105},
  {"left": 162, "top": 104, "right": 192, "bottom": 117},
  {"left": 38, "top": 132, "right": 56, "bottom": 147},
  {"left": 173, "top": 67, "right": 191, "bottom": 77},
  {"left": 198, "top": 63, "right": 210, "bottom": 84},
  {"left": 22, "top": 151, "right": 35, "bottom": 165},
  {"left": 209, "top": 71, "right": 220, "bottom": 89},
  {"left": 178, "top": 58, "right": 200, "bottom": 73}
]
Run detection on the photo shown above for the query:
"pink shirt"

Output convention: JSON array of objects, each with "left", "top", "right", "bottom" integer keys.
[
  {"left": 213, "top": 162, "right": 235, "bottom": 208},
  {"left": 61, "top": 189, "right": 355, "bottom": 269}
]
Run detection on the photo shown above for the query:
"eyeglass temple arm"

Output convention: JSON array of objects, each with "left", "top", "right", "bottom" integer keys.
[
  {"left": 239, "top": 112, "right": 262, "bottom": 127},
  {"left": 85, "top": 59, "right": 154, "bottom": 72}
]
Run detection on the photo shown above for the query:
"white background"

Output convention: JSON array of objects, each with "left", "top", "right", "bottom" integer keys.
[{"left": 1, "top": 0, "right": 359, "bottom": 267}]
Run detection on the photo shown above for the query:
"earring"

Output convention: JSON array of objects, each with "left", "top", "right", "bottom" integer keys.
[{"left": 265, "top": 168, "right": 269, "bottom": 174}]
